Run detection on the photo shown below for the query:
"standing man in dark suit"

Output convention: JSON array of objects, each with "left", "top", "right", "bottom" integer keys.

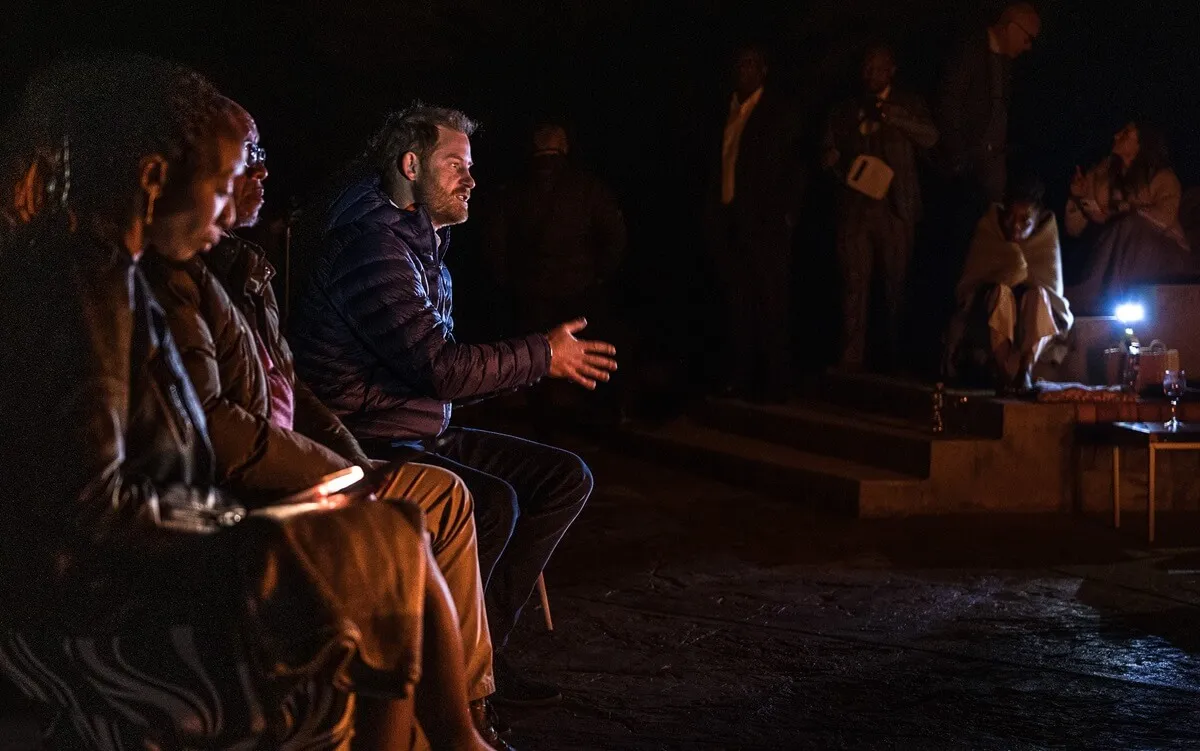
[
  {"left": 822, "top": 44, "right": 939, "bottom": 372},
  {"left": 706, "top": 44, "right": 805, "bottom": 403},
  {"left": 937, "top": 2, "right": 1041, "bottom": 217}
]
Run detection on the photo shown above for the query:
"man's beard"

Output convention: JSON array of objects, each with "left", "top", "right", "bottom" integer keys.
[
  {"left": 233, "top": 187, "right": 265, "bottom": 229},
  {"left": 416, "top": 178, "right": 468, "bottom": 227},
  {"left": 236, "top": 205, "right": 263, "bottom": 230}
]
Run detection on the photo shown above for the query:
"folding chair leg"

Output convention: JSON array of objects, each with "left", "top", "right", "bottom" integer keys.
[{"left": 536, "top": 573, "right": 553, "bottom": 631}]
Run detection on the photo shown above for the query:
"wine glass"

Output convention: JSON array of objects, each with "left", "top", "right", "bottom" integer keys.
[{"left": 1163, "top": 369, "right": 1186, "bottom": 430}]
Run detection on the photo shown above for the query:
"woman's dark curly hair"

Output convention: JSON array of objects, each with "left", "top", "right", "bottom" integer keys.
[
  {"left": 2, "top": 52, "right": 239, "bottom": 232},
  {"left": 1110, "top": 121, "right": 1172, "bottom": 199}
]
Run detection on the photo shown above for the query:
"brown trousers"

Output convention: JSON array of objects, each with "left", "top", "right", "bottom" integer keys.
[{"left": 380, "top": 462, "right": 494, "bottom": 702}]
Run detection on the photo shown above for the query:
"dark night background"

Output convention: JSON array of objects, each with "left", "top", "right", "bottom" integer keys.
[{"left": 3, "top": 0, "right": 1196, "bottom": 388}]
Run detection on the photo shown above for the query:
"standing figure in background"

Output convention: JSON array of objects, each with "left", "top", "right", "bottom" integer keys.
[
  {"left": 705, "top": 44, "right": 805, "bottom": 403},
  {"left": 484, "top": 123, "right": 628, "bottom": 426},
  {"left": 936, "top": 2, "right": 1041, "bottom": 211},
  {"left": 946, "top": 175, "right": 1072, "bottom": 392},
  {"left": 822, "top": 44, "right": 938, "bottom": 373}
]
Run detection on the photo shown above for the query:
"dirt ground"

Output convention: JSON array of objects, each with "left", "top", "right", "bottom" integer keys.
[{"left": 497, "top": 430, "right": 1200, "bottom": 750}]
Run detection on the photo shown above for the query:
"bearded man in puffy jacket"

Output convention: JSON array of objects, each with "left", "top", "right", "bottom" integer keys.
[{"left": 290, "top": 104, "right": 618, "bottom": 705}]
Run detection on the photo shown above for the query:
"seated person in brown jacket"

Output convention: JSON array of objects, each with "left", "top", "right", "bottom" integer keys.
[
  {"left": 946, "top": 175, "right": 1072, "bottom": 392},
  {"left": 1066, "top": 122, "right": 1198, "bottom": 313},
  {"left": 140, "top": 101, "right": 509, "bottom": 749}
]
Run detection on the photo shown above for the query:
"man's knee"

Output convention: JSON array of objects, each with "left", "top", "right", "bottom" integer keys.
[
  {"left": 466, "top": 472, "right": 520, "bottom": 540},
  {"left": 415, "top": 462, "right": 474, "bottom": 515},
  {"left": 382, "top": 463, "right": 467, "bottom": 511},
  {"left": 548, "top": 449, "right": 594, "bottom": 512},
  {"left": 1018, "top": 285, "right": 1052, "bottom": 311}
]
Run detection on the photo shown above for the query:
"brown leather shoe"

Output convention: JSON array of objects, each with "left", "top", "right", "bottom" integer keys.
[{"left": 469, "top": 698, "right": 515, "bottom": 751}]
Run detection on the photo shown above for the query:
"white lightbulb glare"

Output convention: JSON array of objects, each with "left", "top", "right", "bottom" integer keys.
[{"left": 1115, "top": 303, "right": 1145, "bottom": 324}]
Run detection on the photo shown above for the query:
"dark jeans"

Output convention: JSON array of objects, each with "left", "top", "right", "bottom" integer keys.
[{"left": 415, "top": 427, "right": 592, "bottom": 648}]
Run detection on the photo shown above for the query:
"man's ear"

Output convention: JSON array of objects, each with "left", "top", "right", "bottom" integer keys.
[
  {"left": 138, "top": 154, "right": 169, "bottom": 205},
  {"left": 399, "top": 151, "right": 420, "bottom": 182}
]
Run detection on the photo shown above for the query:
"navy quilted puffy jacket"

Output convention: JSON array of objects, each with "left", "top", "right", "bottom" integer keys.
[{"left": 289, "top": 175, "right": 551, "bottom": 443}]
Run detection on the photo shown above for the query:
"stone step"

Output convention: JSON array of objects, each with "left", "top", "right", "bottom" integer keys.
[
  {"left": 693, "top": 398, "right": 996, "bottom": 478},
  {"left": 621, "top": 417, "right": 929, "bottom": 517},
  {"left": 820, "top": 371, "right": 1005, "bottom": 436}
]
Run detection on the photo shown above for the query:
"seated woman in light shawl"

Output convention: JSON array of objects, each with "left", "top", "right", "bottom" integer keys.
[
  {"left": 946, "top": 175, "right": 1073, "bottom": 392},
  {"left": 1065, "top": 122, "right": 1198, "bottom": 313}
]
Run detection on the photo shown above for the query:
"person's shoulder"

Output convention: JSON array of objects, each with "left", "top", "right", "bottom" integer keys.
[
  {"left": 963, "top": 28, "right": 990, "bottom": 52},
  {"left": 207, "top": 233, "right": 263, "bottom": 274},
  {"left": 1084, "top": 158, "right": 1113, "bottom": 182},
  {"left": 890, "top": 89, "right": 928, "bottom": 107},
  {"left": 336, "top": 205, "right": 418, "bottom": 246},
  {"left": 140, "top": 249, "right": 202, "bottom": 289},
  {"left": 1153, "top": 168, "right": 1182, "bottom": 188},
  {"left": 761, "top": 86, "right": 798, "bottom": 111},
  {"left": 945, "top": 29, "right": 988, "bottom": 66},
  {"left": 975, "top": 202, "right": 1003, "bottom": 230},
  {"left": 564, "top": 163, "right": 610, "bottom": 190},
  {"left": 829, "top": 96, "right": 857, "bottom": 116},
  {"left": 29, "top": 230, "right": 129, "bottom": 306},
  {"left": 325, "top": 173, "right": 390, "bottom": 230},
  {"left": 144, "top": 252, "right": 223, "bottom": 312},
  {"left": 329, "top": 208, "right": 424, "bottom": 270}
]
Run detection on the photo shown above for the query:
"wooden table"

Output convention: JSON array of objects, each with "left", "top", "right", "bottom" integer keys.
[{"left": 1083, "top": 421, "right": 1200, "bottom": 543}]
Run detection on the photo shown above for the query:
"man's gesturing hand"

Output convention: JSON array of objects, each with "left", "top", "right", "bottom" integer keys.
[{"left": 546, "top": 318, "right": 618, "bottom": 390}]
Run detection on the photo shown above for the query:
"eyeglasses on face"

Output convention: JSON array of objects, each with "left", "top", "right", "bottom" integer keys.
[{"left": 245, "top": 142, "right": 267, "bottom": 168}]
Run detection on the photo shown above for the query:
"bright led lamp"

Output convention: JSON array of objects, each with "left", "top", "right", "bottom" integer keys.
[{"left": 1115, "top": 302, "right": 1145, "bottom": 324}]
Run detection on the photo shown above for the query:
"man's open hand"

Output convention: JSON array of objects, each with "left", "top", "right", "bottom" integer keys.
[{"left": 546, "top": 318, "right": 618, "bottom": 390}]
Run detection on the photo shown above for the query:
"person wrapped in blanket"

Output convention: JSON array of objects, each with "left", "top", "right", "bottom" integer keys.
[
  {"left": 945, "top": 174, "right": 1073, "bottom": 393},
  {"left": 0, "top": 53, "right": 493, "bottom": 750}
]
